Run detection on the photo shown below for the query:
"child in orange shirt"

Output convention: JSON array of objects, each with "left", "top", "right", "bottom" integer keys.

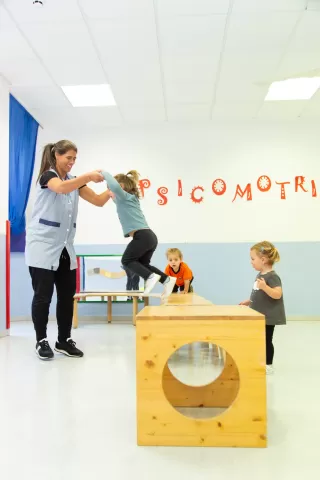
[{"left": 165, "top": 248, "right": 193, "bottom": 294}]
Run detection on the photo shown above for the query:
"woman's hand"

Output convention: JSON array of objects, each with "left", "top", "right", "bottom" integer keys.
[{"left": 88, "top": 171, "right": 104, "bottom": 183}]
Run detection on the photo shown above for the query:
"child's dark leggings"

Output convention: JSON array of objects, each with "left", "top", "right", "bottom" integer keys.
[
  {"left": 266, "top": 325, "right": 275, "bottom": 365},
  {"left": 121, "top": 229, "right": 167, "bottom": 283}
]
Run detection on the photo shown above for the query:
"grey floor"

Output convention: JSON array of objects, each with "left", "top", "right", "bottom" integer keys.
[{"left": 0, "top": 320, "right": 319, "bottom": 480}]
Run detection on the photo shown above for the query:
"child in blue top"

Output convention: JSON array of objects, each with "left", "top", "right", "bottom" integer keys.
[{"left": 102, "top": 170, "right": 176, "bottom": 298}]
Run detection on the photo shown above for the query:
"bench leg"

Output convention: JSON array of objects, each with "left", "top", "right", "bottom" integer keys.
[
  {"left": 73, "top": 299, "right": 78, "bottom": 329},
  {"left": 144, "top": 296, "right": 149, "bottom": 307},
  {"left": 107, "top": 296, "right": 112, "bottom": 323},
  {"left": 132, "top": 297, "right": 138, "bottom": 326}
]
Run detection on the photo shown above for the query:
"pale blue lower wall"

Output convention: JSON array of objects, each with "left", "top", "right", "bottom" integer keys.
[{"left": 10, "top": 242, "right": 320, "bottom": 318}]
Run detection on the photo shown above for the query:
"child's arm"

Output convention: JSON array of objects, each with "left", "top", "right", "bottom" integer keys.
[
  {"left": 239, "top": 299, "right": 251, "bottom": 306},
  {"left": 257, "top": 278, "right": 282, "bottom": 300},
  {"left": 181, "top": 264, "right": 193, "bottom": 294},
  {"left": 102, "top": 171, "right": 128, "bottom": 200},
  {"left": 182, "top": 279, "right": 190, "bottom": 294}
]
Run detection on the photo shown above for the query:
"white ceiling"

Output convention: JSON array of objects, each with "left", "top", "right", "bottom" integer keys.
[{"left": 1, "top": 0, "right": 320, "bottom": 128}]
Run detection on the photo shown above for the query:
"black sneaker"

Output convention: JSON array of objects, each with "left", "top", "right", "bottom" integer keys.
[
  {"left": 35, "top": 338, "right": 54, "bottom": 360},
  {"left": 54, "top": 338, "right": 84, "bottom": 358}
]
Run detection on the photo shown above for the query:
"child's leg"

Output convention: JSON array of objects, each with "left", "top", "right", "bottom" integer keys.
[
  {"left": 122, "top": 229, "right": 175, "bottom": 296},
  {"left": 122, "top": 265, "right": 132, "bottom": 290},
  {"left": 122, "top": 230, "right": 161, "bottom": 281},
  {"left": 139, "top": 249, "right": 167, "bottom": 284},
  {"left": 132, "top": 273, "right": 140, "bottom": 291},
  {"left": 265, "top": 325, "right": 275, "bottom": 365}
]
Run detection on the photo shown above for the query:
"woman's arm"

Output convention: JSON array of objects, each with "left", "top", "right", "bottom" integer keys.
[
  {"left": 47, "top": 171, "right": 103, "bottom": 194},
  {"left": 79, "top": 186, "right": 113, "bottom": 207}
]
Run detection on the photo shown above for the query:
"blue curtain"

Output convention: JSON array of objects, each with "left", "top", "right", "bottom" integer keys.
[{"left": 9, "top": 95, "right": 39, "bottom": 252}]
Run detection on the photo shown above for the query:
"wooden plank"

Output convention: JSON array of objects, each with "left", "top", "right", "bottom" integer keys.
[
  {"left": 165, "top": 293, "right": 212, "bottom": 306},
  {"left": 137, "top": 305, "right": 264, "bottom": 321},
  {"left": 74, "top": 291, "right": 162, "bottom": 299},
  {"left": 107, "top": 296, "right": 112, "bottom": 323},
  {"left": 132, "top": 297, "right": 138, "bottom": 326},
  {"left": 72, "top": 298, "right": 79, "bottom": 329}
]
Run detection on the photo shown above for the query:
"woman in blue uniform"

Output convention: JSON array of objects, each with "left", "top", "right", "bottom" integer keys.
[{"left": 26, "top": 140, "right": 111, "bottom": 360}]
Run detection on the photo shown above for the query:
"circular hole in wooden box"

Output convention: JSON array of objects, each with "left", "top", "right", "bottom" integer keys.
[{"left": 162, "top": 342, "right": 240, "bottom": 419}]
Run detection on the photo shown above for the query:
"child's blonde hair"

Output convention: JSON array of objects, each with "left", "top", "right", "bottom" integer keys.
[
  {"left": 251, "top": 241, "right": 280, "bottom": 265},
  {"left": 114, "top": 170, "right": 140, "bottom": 198},
  {"left": 166, "top": 248, "right": 183, "bottom": 259}
]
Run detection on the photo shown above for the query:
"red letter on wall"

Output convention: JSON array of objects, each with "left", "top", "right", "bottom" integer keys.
[
  {"left": 190, "top": 186, "right": 204, "bottom": 204},
  {"left": 178, "top": 179, "right": 183, "bottom": 197},
  {"left": 295, "top": 176, "right": 308, "bottom": 193},
  {"left": 232, "top": 183, "right": 252, "bottom": 202},
  {"left": 212, "top": 179, "right": 227, "bottom": 196},
  {"left": 139, "top": 179, "right": 151, "bottom": 198},
  {"left": 312, "top": 180, "right": 317, "bottom": 197},
  {"left": 276, "top": 181, "right": 290, "bottom": 200},
  {"left": 157, "top": 187, "right": 168, "bottom": 206},
  {"left": 257, "top": 175, "right": 272, "bottom": 192}
]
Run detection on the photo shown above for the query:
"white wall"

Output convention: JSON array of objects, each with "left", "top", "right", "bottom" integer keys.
[
  {"left": 0, "top": 76, "right": 9, "bottom": 335},
  {"left": 31, "top": 122, "right": 320, "bottom": 245}
]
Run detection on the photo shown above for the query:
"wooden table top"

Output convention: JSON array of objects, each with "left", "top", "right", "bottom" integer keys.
[
  {"left": 74, "top": 291, "right": 162, "bottom": 299},
  {"left": 137, "top": 305, "right": 264, "bottom": 321},
  {"left": 164, "top": 294, "right": 212, "bottom": 306}
]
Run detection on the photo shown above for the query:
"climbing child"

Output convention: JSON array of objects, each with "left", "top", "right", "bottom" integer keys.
[
  {"left": 102, "top": 170, "right": 176, "bottom": 298},
  {"left": 165, "top": 248, "right": 194, "bottom": 294},
  {"left": 240, "top": 241, "right": 286, "bottom": 375}
]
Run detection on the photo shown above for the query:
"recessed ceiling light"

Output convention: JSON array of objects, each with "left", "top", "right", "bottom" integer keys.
[
  {"left": 61, "top": 84, "right": 117, "bottom": 107},
  {"left": 265, "top": 77, "right": 320, "bottom": 101}
]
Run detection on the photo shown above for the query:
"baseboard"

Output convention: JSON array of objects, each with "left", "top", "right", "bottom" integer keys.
[
  {"left": 11, "top": 315, "right": 320, "bottom": 323},
  {"left": 11, "top": 315, "right": 132, "bottom": 323},
  {"left": 0, "top": 329, "right": 9, "bottom": 338},
  {"left": 287, "top": 315, "right": 320, "bottom": 321}
]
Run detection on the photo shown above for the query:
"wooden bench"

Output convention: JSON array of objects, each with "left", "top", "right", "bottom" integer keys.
[{"left": 72, "top": 291, "right": 162, "bottom": 328}]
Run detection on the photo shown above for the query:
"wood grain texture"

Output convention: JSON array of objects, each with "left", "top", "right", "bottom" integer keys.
[
  {"left": 74, "top": 292, "right": 162, "bottom": 299},
  {"left": 73, "top": 298, "right": 79, "bottom": 329},
  {"left": 164, "top": 294, "right": 212, "bottom": 306},
  {"left": 162, "top": 353, "right": 239, "bottom": 408},
  {"left": 137, "top": 305, "right": 264, "bottom": 321},
  {"left": 136, "top": 311, "right": 267, "bottom": 448}
]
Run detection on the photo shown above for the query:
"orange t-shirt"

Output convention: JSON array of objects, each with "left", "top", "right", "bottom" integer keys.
[{"left": 164, "top": 262, "right": 193, "bottom": 287}]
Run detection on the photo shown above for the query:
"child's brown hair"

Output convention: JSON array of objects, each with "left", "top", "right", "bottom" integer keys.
[
  {"left": 251, "top": 241, "right": 280, "bottom": 265},
  {"left": 114, "top": 170, "right": 140, "bottom": 198},
  {"left": 166, "top": 248, "right": 183, "bottom": 259}
]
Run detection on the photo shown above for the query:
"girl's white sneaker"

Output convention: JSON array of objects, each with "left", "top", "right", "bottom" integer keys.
[{"left": 144, "top": 274, "right": 161, "bottom": 294}]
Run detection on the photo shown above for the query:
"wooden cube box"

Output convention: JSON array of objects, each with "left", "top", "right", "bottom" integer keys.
[{"left": 136, "top": 305, "right": 266, "bottom": 448}]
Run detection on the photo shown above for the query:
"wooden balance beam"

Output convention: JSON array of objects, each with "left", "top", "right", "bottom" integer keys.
[
  {"left": 72, "top": 291, "right": 162, "bottom": 328},
  {"left": 164, "top": 293, "right": 213, "bottom": 306},
  {"left": 136, "top": 304, "right": 266, "bottom": 448}
]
